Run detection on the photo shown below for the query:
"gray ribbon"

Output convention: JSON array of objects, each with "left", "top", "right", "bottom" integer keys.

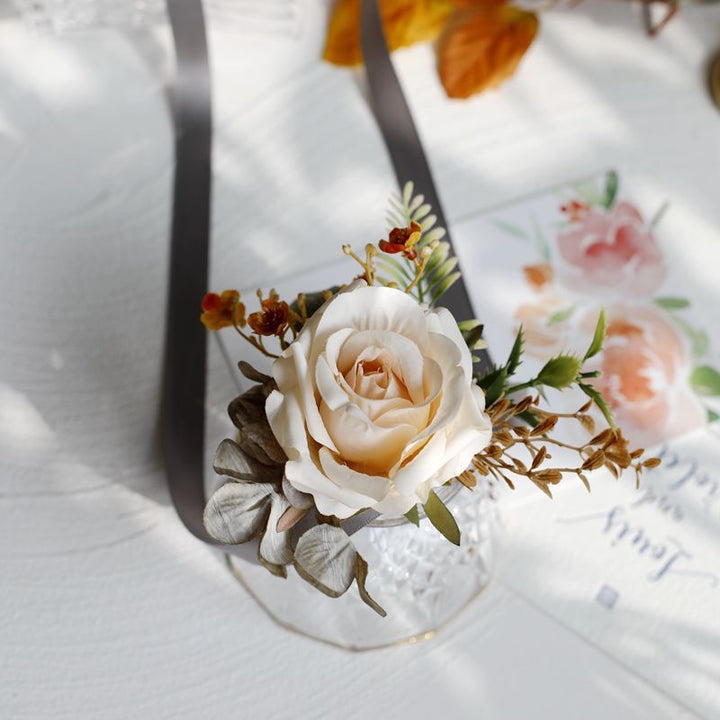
[
  {"left": 163, "top": 0, "right": 216, "bottom": 544},
  {"left": 162, "top": 0, "right": 490, "bottom": 544}
]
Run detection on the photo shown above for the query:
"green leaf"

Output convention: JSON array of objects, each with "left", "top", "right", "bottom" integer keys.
[
  {"left": 404, "top": 505, "right": 420, "bottom": 527},
  {"left": 402, "top": 181, "right": 414, "bottom": 208},
  {"left": 429, "top": 271, "right": 461, "bottom": 306},
  {"left": 423, "top": 490, "right": 461, "bottom": 546},
  {"left": 506, "top": 326, "right": 524, "bottom": 377},
  {"left": 424, "top": 241, "right": 450, "bottom": 274},
  {"left": 491, "top": 218, "right": 528, "bottom": 239},
  {"left": 690, "top": 366, "right": 720, "bottom": 396},
  {"left": 547, "top": 305, "right": 576, "bottom": 325},
  {"left": 579, "top": 382, "right": 615, "bottom": 427},
  {"left": 584, "top": 309, "right": 606, "bottom": 360},
  {"left": 420, "top": 226, "right": 447, "bottom": 245},
  {"left": 602, "top": 170, "right": 619, "bottom": 209},
  {"left": 654, "top": 296, "right": 691, "bottom": 310},
  {"left": 479, "top": 365, "right": 508, "bottom": 406},
  {"left": 708, "top": 409, "right": 720, "bottom": 423},
  {"left": 425, "top": 256, "right": 458, "bottom": 288},
  {"left": 537, "top": 355, "right": 582, "bottom": 389},
  {"left": 459, "top": 320, "right": 485, "bottom": 351},
  {"left": 572, "top": 178, "right": 604, "bottom": 208}
]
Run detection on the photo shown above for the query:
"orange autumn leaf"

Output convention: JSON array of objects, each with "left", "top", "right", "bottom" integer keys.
[
  {"left": 448, "top": 0, "right": 509, "bottom": 7},
  {"left": 323, "top": 0, "right": 453, "bottom": 67},
  {"left": 438, "top": 6, "right": 538, "bottom": 99}
]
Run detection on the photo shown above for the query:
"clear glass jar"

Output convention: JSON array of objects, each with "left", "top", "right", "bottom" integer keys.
[{"left": 226, "top": 481, "right": 497, "bottom": 651}]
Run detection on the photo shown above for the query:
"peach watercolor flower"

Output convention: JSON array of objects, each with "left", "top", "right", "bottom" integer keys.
[
  {"left": 586, "top": 305, "right": 705, "bottom": 448},
  {"left": 515, "top": 293, "right": 574, "bottom": 359},
  {"left": 557, "top": 202, "right": 666, "bottom": 298}
]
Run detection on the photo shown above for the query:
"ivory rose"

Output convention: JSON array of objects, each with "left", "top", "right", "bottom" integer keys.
[
  {"left": 265, "top": 282, "right": 492, "bottom": 519},
  {"left": 587, "top": 305, "right": 705, "bottom": 448},
  {"left": 557, "top": 202, "right": 666, "bottom": 298}
]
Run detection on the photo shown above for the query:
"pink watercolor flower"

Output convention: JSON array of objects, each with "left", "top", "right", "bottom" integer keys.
[
  {"left": 556, "top": 202, "right": 666, "bottom": 298},
  {"left": 586, "top": 305, "right": 705, "bottom": 448}
]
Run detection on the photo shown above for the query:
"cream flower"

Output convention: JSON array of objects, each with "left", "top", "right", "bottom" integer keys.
[{"left": 265, "top": 282, "right": 492, "bottom": 519}]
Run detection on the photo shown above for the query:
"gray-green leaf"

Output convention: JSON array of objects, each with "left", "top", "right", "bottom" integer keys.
[
  {"left": 423, "top": 489, "right": 461, "bottom": 546},
  {"left": 258, "top": 493, "right": 294, "bottom": 576},
  {"left": 355, "top": 555, "right": 387, "bottom": 617},
  {"left": 294, "top": 524, "right": 357, "bottom": 597},
  {"left": 213, "top": 438, "right": 282, "bottom": 483},
  {"left": 203, "top": 481, "right": 274, "bottom": 544}
]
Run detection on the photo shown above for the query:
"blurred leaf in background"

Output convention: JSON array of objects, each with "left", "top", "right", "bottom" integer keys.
[{"left": 323, "top": 0, "right": 539, "bottom": 99}]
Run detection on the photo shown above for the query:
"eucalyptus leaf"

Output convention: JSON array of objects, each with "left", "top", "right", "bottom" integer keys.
[
  {"left": 423, "top": 490, "right": 461, "bottom": 546},
  {"left": 354, "top": 555, "right": 387, "bottom": 617},
  {"left": 228, "top": 387, "right": 267, "bottom": 428},
  {"left": 282, "top": 477, "right": 314, "bottom": 510},
  {"left": 690, "top": 365, "right": 720, "bottom": 396},
  {"left": 235, "top": 434, "right": 275, "bottom": 466},
  {"left": 237, "top": 361, "right": 271, "bottom": 385},
  {"left": 294, "top": 524, "right": 357, "bottom": 597},
  {"left": 242, "top": 421, "right": 286, "bottom": 464},
  {"left": 213, "top": 439, "right": 281, "bottom": 483},
  {"left": 258, "top": 493, "right": 294, "bottom": 576},
  {"left": 584, "top": 309, "right": 606, "bottom": 360},
  {"left": 203, "top": 481, "right": 274, "bottom": 544}
]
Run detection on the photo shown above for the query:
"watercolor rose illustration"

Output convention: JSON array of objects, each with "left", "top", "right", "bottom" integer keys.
[
  {"left": 585, "top": 306, "right": 705, "bottom": 448},
  {"left": 266, "top": 282, "right": 492, "bottom": 519},
  {"left": 556, "top": 201, "right": 666, "bottom": 298}
]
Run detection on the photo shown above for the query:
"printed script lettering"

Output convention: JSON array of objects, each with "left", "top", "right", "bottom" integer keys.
[{"left": 556, "top": 442, "right": 719, "bottom": 588}]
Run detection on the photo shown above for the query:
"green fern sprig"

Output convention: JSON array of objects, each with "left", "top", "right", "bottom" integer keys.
[{"left": 376, "top": 181, "right": 459, "bottom": 305}]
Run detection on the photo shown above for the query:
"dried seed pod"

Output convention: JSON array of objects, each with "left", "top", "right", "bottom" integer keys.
[
  {"left": 535, "top": 468, "right": 563, "bottom": 484},
  {"left": 582, "top": 450, "right": 606, "bottom": 471},
  {"left": 531, "top": 445, "right": 548, "bottom": 470}
]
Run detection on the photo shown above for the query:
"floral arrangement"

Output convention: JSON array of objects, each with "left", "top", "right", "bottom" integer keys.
[{"left": 200, "top": 183, "right": 659, "bottom": 616}]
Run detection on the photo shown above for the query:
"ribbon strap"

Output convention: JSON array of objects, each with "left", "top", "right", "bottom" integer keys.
[
  {"left": 162, "top": 0, "right": 490, "bottom": 542},
  {"left": 162, "top": 0, "right": 214, "bottom": 543}
]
